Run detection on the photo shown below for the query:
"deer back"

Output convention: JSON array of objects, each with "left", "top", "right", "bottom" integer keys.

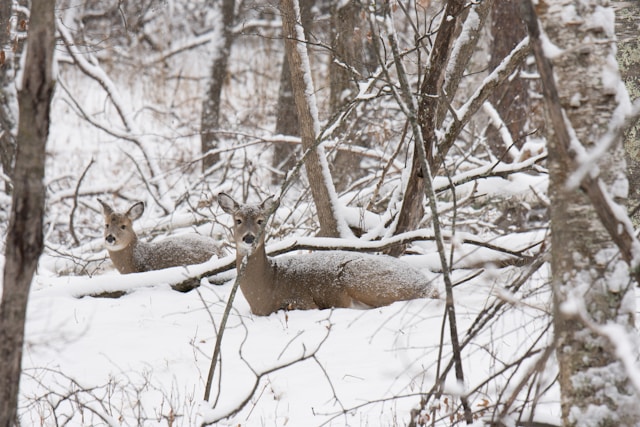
[
  {"left": 217, "top": 192, "right": 438, "bottom": 316},
  {"left": 247, "top": 251, "right": 435, "bottom": 314}
]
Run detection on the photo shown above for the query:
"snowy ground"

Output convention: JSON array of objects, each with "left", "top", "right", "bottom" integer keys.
[{"left": 16, "top": 238, "right": 557, "bottom": 426}]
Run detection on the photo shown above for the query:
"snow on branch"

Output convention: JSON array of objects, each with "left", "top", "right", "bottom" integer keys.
[
  {"left": 56, "top": 20, "right": 172, "bottom": 213},
  {"left": 567, "top": 99, "right": 640, "bottom": 189},
  {"left": 57, "top": 20, "right": 134, "bottom": 132},
  {"left": 438, "top": 37, "right": 531, "bottom": 166},
  {"left": 36, "top": 228, "right": 540, "bottom": 299}
]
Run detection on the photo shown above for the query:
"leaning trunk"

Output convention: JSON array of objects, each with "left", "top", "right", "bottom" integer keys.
[{"left": 279, "top": 0, "right": 348, "bottom": 238}]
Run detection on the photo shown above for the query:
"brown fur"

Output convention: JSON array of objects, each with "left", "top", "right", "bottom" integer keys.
[{"left": 98, "top": 199, "right": 221, "bottom": 274}]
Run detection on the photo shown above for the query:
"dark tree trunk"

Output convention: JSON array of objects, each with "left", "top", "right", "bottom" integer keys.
[
  {"left": 329, "top": 0, "right": 374, "bottom": 191},
  {"left": 388, "top": 0, "right": 466, "bottom": 256},
  {"left": 485, "top": 0, "right": 529, "bottom": 162},
  {"left": 200, "top": 0, "right": 236, "bottom": 172},
  {"left": 0, "top": 0, "right": 55, "bottom": 424}
]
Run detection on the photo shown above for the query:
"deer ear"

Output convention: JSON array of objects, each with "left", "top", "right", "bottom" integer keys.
[
  {"left": 97, "top": 198, "right": 113, "bottom": 216},
  {"left": 126, "top": 202, "right": 145, "bottom": 221},
  {"left": 218, "top": 192, "right": 239, "bottom": 214},
  {"left": 260, "top": 195, "right": 278, "bottom": 213}
]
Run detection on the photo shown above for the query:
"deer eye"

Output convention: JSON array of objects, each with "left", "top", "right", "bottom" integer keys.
[
  {"left": 120, "top": 225, "right": 126, "bottom": 230},
  {"left": 235, "top": 218, "right": 242, "bottom": 225},
  {"left": 104, "top": 224, "right": 109, "bottom": 229},
  {"left": 257, "top": 219, "right": 264, "bottom": 225}
]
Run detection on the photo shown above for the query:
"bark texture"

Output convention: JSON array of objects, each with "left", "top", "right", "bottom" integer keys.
[
  {"left": 486, "top": 0, "right": 530, "bottom": 161},
  {"left": 329, "top": 0, "right": 372, "bottom": 190},
  {"left": 615, "top": 1, "right": 640, "bottom": 224},
  {"left": 526, "top": 0, "right": 640, "bottom": 425},
  {"left": 0, "top": 0, "right": 17, "bottom": 191},
  {"left": 200, "top": 0, "right": 236, "bottom": 171},
  {"left": 0, "top": 0, "right": 56, "bottom": 424}
]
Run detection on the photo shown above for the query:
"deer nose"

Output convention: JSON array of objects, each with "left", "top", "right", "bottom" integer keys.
[
  {"left": 105, "top": 235, "right": 116, "bottom": 244},
  {"left": 242, "top": 234, "right": 255, "bottom": 245}
]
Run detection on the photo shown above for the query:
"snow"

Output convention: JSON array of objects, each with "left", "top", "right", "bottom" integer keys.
[{"left": 20, "top": 265, "right": 555, "bottom": 426}]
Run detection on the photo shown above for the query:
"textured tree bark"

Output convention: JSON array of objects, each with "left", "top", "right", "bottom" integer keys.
[
  {"left": 435, "top": 0, "right": 493, "bottom": 128},
  {"left": 615, "top": 1, "right": 640, "bottom": 224},
  {"left": 486, "top": 0, "right": 530, "bottom": 161},
  {"left": 0, "top": 0, "right": 18, "bottom": 192},
  {"left": 279, "top": 0, "right": 345, "bottom": 237},
  {"left": 522, "top": 0, "right": 640, "bottom": 425},
  {"left": 0, "top": 0, "right": 55, "bottom": 424},
  {"left": 329, "top": 0, "right": 372, "bottom": 191},
  {"left": 200, "top": 0, "right": 235, "bottom": 172}
]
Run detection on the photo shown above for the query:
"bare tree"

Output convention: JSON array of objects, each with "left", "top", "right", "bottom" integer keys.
[
  {"left": 485, "top": 0, "right": 531, "bottom": 162},
  {"left": 0, "top": 1, "right": 21, "bottom": 192},
  {"left": 201, "top": 0, "right": 236, "bottom": 171},
  {"left": 389, "top": 0, "right": 467, "bottom": 256},
  {"left": 0, "top": 0, "right": 56, "bottom": 424},
  {"left": 329, "top": 0, "right": 375, "bottom": 191},
  {"left": 271, "top": 0, "right": 313, "bottom": 182},
  {"left": 522, "top": 0, "right": 640, "bottom": 425},
  {"left": 279, "top": 0, "right": 349, "bottom": 238}
]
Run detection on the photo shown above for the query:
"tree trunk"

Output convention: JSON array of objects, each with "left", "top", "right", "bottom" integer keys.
[
  {"left": 271, "top": 0, "right": 312, "bottom": 183},
  {"left": 0, "top": 0, "right": 56, "bottom": 424},
  {"left": 388, "top": 0, "right": 466, "bottom": 256},
  {"left": 329, "top": 0, "right": 376, "bottom": 191},
  {"left": 485, "top": 0, "right": 529, "bottom": 162},
  {"left": 200, "top": 0, "right": 235, "bottom": 172},
  {"left": 279, "top": 0, "right": 348, "bottom": 238},
  {"left": 616, "top": 1, "right": 640, "bottom": 225},
  {"left": 435, "top": 0, "right": 493, "bottom": 128},
  {"left": 524, "top": 0, "right": 640, "bottom": 425},
  {"left": 0, "top": 0, "right": 18, "bottom": 192}
]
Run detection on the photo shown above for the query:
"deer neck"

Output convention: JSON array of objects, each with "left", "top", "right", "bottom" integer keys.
[
  {"left": 107, "top": 237, "right": 139, "bottom": 274},
  {"left": 236, "top": 241, "right": 276, "bottom": 314}
]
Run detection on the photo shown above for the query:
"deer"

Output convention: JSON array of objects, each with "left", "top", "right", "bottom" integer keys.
[
  {"left": 97, "top": 198, "right": 222, "bottom": 274},
  {"left": 217, "top": 192, "right": 439, "bottom": 316}
]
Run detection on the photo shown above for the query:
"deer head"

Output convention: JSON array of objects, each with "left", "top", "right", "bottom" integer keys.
[
  {"left": 97, "top": 198, "right": 144, "bottom": 252},
  {"left": 217, "top": 192, "right": 277, "bottom": 257}
]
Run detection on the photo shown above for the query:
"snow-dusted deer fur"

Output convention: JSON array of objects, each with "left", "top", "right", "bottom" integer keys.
[
  {"left": 218, "top": 193, "right": 438, "bottom": 316},
  {"left": 98, "top": 198, "right": 221, "bottom": 274}
]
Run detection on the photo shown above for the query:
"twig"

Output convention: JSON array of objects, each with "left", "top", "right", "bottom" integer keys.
[
  {"left": 202, "top": 258, "right": 245, "bottom": 402},
  {"left": 201, "top": 323, "right": 331, "bottom": 425},
  {"left": 69, "top": 158, "right": 95, "bottom": 246},
  {"left": 384, "top": 3, "right": 473, "bottom": 422}
]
